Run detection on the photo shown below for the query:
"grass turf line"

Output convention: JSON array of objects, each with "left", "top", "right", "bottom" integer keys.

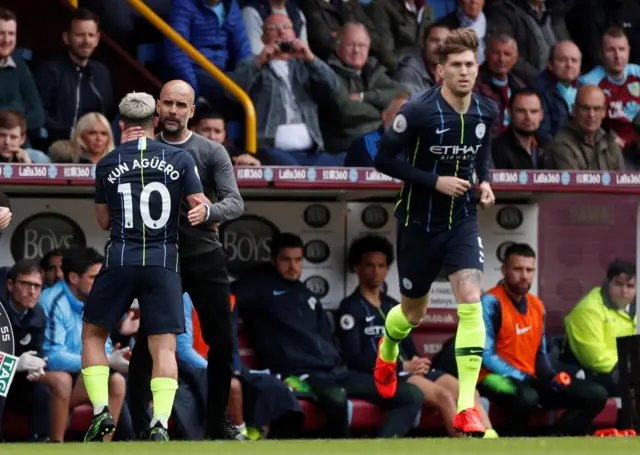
[{"left": 1, "top": 438, "right": 640, "bottom": 455}]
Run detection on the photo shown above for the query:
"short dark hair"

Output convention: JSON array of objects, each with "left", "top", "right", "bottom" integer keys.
[
  {"left": 603, "top": 26, "right": 626, "bottom": 41},
  {"left": 7, "top": 259, "right": 41, "bottom": 282},
  {"left": 192, "top": 106, "right": 225, "bottom": 128},
  {"left": 439, "top": 28, "right": 479, "bottom": 64},
  {"left": 62, "top": 247, "right": 103, "bottom": 281},
  {"left": 270, "top": 233, "right": 303, "bottom": 259},
  {"left": 69, "top": 7, "right": 100, "bottom": 30},
  {"left": 423, "top": 22, "right": 450, "bottom": 45},
  {"left": 606, "top": 259, "right": 636, "bottom": 281},
  {"left": 347, "top": 235, "right": 394, "bottom": 272},
  {"left": 0, "top": 110, "right": 26, "bottom": 134},
  {"left": 0, "top": 8, "right": 17, "bottom": 22},
  {"left": 40, "top": 248, "right": 65, "bottom": 270},
  {"left": 503, "top": 243, "right": 536, "bottom": 263},
  {"left": 508, "top": 88, "right": 542, "bottom": 109}
]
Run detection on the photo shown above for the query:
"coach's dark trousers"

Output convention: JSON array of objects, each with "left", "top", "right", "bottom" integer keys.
[
  {"left": 128, "top": 248, "right": 234, "bottom": 438},
  {"left": 478, "top": 378, "right": 608, "bottom": 436}
]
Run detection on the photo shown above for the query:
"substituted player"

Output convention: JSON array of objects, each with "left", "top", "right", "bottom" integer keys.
[
  {"left": 373, "top": 29, "right": 498, "bottom": 437},
  {"left": 80, "top": 92, "right": 209, "bottom": 442}
]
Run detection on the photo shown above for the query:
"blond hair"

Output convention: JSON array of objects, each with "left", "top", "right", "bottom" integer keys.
[
  {"left": 119, "top": 92, "right": 156, "bottom": 126},
  {"left": 438, "top": 28, "right": 479, "bottom": 64},
  {"left": 71, "top": 112, "right": 115, "bottom": 159}
]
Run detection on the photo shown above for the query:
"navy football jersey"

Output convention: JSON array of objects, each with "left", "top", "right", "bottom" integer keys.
[
  {"left": 94, "top": 137, "right": 203, "bottom": 270},
  {"left": 375, "top": 87, "right": 499, "bottom": 232}
]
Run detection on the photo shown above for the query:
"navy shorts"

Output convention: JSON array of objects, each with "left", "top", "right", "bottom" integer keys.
[
  {"left": 83, "top": 266, "right": 185, "bottom": 336},
  {"left": 397, "top": 218, "right": 484, "bottom": 298}
]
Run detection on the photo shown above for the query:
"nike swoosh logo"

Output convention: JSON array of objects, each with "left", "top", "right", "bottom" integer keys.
[
  {"left": 365, "top": 316, "right": 376, "bottom": 322},
  {"left": 436, "top": 128, "right": 450, "bottom": 134},
  {"left": 516, "top": 324, "right": 532, "bottom": 335},
  {"left": 272, "top": 290, "right": 287, "bottom": 296}
]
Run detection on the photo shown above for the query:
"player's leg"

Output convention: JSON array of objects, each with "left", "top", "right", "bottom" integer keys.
[
  {"left": 406, "top": 373, "right": 458, "bottom": 436},
  {"left": 138, "top": 268, "right": 185, "bottom": 441},
  {"left": 81, "top": 267, "right": 136, "bottom": 442},
  {"left": 375, "top": 222, "right": 443, "bottom": 398},
  {"left": 444, "top": 220, "right": 487, "bottom": 435},
  {"left": 39, "top": 371, "right": 73, "bottom": 441},
  {"left": 71, "top": 373, "right": 126, "bottom": 441}
]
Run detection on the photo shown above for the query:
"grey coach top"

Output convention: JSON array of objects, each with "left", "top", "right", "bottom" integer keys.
[{"left": 157, "top": 132, "right": 244, "bottom": 258}]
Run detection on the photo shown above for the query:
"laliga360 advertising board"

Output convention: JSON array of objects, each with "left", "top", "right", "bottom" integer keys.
[{"left": 220, "top": 202, "right": 347, "bottom": 308}]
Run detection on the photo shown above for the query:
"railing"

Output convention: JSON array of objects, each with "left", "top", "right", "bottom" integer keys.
[{"left": 126, "top": 0, "right": 257, "bottom": 153}]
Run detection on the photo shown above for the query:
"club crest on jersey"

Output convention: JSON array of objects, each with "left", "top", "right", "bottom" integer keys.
[
  {"left": 475, "top": 123, "right": 486, "bottom": 139},
  {"left": 392, "top": 114, "right": 407, "bottom": 133},
  {"left": 629, "top": 82, "right": 640, "bottom": 97}
]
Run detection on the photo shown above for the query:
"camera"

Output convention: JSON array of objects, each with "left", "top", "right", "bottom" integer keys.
[{"left": 277, "top": 41, "right": 296, "bottom": 53}]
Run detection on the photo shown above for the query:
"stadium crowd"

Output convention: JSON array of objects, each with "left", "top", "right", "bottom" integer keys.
[{"left": 0, "top": 0, "right": 637, "bottom": 443}]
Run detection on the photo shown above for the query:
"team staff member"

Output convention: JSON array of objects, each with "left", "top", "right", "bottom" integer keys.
[
  {"left": 234, "top": 233, "right": 423, "bottom": 439},
  {"left": 0, "top": 260, "right": 49, "bottom": 442},
  {"left": 122, "top": 80, "right": 246, "bottom": 440},
  {"left": 478, "top": 243, "right": 608, "bottom": 436},
  {"left": 336, "top": 235, "right": 498, "bottom": 438}
]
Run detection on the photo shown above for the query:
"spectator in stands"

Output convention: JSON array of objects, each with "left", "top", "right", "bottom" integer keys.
[
  {"left": 563, "top": 260, "right": 636, "bottom": 398},
  {"left": 534, "top": 41, "right": 582, "bottom": 143},
  {"left": 478, "top": 243, "right": 608, "bottom": 436},
  {"left": 345, "top": 91, "right": 409, "bottom": 167},
  {"left": 544, "top": 85, "right": 625, "bottom": 170},
  {"left": 47, "top": 139, "right": 90, "bottom": 164},
  {"left": 485, "top": 0, "right": 570, "bottom": 82},
  {"left": 474, "top": 33, "right": 525, "bottom": 138},
  {"left": 492, "top": 89, "right": 545, "bottom": 169},
  {"left": 297, "top": 0, "right": 383, "bottom": 66},
  {"left": 566, "top": 0, "right": 640, "bottom": 74},
  {"left": 176, "top": 293, "right": 304, "bottom": 440},
  {"left": 0, "top": 8, "right": 44, "bottom": 138},
  {"left": 190, "top": 107, "right": 261, "bottom": 165},
  {"left": 0, "top": 260, "right": 50, "bottom": 442},
  {"left": 579, "top": 27, "right": 640, "bottom": 151},
  {"left": 393, "top": 23, "right": 450, "bottom": 93},
  {"left": 336, "top": 235, "right": 498, "bottom": 438},
  {"left": 40, "top": 249, "right": 64, "bottom": 289},
  {"left": 233, "top": 233, "right": 424, "bottom": 439},
  {"left": 39, "top": 247, "right": 132, "bottom": 442},
  {"left": 0, "top": 111, "right": 50, "bottom": 163},
  {"left": 230, "top": 14, "right": 344, "bottom": 165},
  {"left": 369, "top": 0, "right": 435, "bottom": 72},
  {"left": 69, "top": 112, "right": 114, "bottom": 165},
  {"left": 34, "top": 8, "right": 113, "bottom": 144},
  {"left": 165, "top": 0, "right": 251, "bottom": 104},
  {"left": 242, "top": 0, "right": 308, "bottom": 56},
  {"left": 321, "top": 23, "right": 404, "bottom": 154},
  {"left": 436, "top": 0, "right": 487, "bottom": 64}
]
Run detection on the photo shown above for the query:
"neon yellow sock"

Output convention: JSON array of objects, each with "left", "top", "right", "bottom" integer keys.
[
  {"left": 150, "top": 377, "right": 178, "bottom": 426},
  {"left": 454, "top": 303, "right": 485, "bottom": 412},
  {"left": 380, "top": 304, "right": 416, "bottom": 363},
  {"left": 81, "top": 365, "right": 110, "bottom": 413},
  {"left": 483, "top": 428, "right": 499, "bottom": 438}
]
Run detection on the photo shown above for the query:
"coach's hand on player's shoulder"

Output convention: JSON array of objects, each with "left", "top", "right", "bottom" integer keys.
[
  {"left": 435, "top": 176, "right": 471, "bottom": 197},
  {"left": 479, "top": 181, "right": 495, "bottom": 209},
  {"left": 120, "top": 126, "right": 145, "bottom": 144},
  {"left": 256, "top": 43, "right": 281, "bottom": 66}
]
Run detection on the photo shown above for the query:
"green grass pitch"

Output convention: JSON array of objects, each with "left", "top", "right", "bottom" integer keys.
[{"left": 1, "top": 438, "right": 639, "bottom": 455}]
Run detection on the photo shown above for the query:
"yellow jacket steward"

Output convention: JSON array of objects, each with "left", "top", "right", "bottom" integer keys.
[{"left": 565, "top": 287, "right": 636, "bottom": 374}]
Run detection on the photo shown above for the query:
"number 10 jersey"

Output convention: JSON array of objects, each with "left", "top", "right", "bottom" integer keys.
[{"left": 94, "top": 136, "right": 203, "bottom": 270}]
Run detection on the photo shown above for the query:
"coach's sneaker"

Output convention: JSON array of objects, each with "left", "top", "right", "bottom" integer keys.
[
  {"left": 148, "top": 422, "right": 170, "bottom": 441},
  {"left": 374, "top": 338, "right": 398, "bottom": 398},
  {"left": 453, "top": 408, "right": 486, "bottom": 438},
  {"left": 84, "top": 407, "right": 116, "bottom": 442}
]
